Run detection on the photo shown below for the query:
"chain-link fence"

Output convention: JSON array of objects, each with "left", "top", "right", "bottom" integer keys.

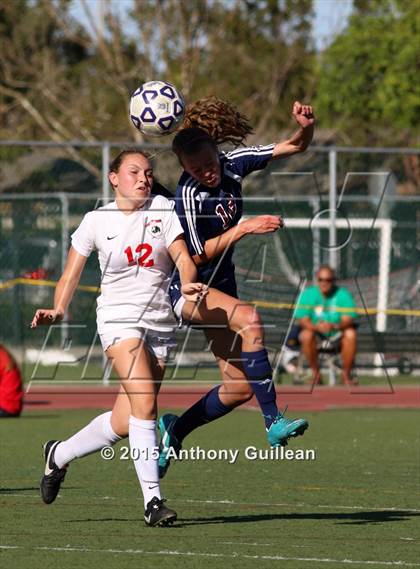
[{"left": 0, "top": 141, "right": 419, "bottom": 375}]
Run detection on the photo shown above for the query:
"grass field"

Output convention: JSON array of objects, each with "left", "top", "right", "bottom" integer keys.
[{"left": 1, "top": 407, "right": 419, "bottom": 568}]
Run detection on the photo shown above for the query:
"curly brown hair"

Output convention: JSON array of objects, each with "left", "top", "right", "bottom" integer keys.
[{"left": 183, "top": 96, "right": 253, "bottom": 146}]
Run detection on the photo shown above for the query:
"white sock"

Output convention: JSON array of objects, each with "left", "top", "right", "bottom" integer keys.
[
  {"left": 128, "top": 415, "right": 161, "bottom": 507},
  {"left": 54, "top": 411, "right": 122, "bottom": 469}
]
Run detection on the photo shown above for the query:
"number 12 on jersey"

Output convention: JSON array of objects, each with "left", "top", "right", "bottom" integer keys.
[{"left": 124, "top": 243, "right": 154, "bottom": 267}]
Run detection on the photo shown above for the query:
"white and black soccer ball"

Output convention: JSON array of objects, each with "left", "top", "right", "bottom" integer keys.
[{"left": 129, "top": 81, "right": 185, "bottom": 136}]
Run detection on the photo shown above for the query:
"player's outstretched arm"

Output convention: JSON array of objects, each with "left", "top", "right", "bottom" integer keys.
[
  {"left": 168, "top": 236, "right": 208, "bottom": 303},
  {"left": 30, "top": 247, "right": 87, "bottom": 327},
  {"left": 192, "top": 215, "right": 284, "bottom": 266},
  {"left": 271, "top": 101, "right": 315, "bottom": 160}
]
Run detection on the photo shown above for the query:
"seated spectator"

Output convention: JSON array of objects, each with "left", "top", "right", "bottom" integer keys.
[
  {"left": 0, "top": 344, "right": 23, "bottom": 417},
  {"left": 293, "top": 265, "right": 358, "bottom": 385}
]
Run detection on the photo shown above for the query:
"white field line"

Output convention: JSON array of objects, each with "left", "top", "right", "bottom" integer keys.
[
  {"left": 2, "top": 493, "right": 420, "bottom": 514},
  {"left": 220, "top": 541, "right": 311, "bottom": 549},
  {"left": 181, "top": 499, "right": 420, "bottom": 514},
  {"left": 0, "top": 544, "right": 419, "bottom": 566}
]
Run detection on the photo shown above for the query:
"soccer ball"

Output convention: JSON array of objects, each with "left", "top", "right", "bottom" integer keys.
[{"left": 129, "top": 81, "right": 185, "bottom": 136}]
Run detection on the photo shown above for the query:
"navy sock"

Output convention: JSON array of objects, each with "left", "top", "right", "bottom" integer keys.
[
  {"left": 241, "top": 348, "right": 278, "bottom": 428},
  {"left": 172, "top": 386, "right": 233, "bottom": 443}
]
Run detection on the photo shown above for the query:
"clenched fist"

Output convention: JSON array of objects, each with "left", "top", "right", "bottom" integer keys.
[{"left": 292, "top": 101, "right": 315, "bottom": 129}]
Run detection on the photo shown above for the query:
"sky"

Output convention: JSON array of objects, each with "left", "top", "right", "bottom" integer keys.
[
  {"left": 70, "top": 0, "right": 354, "bottom": 52},
  {"left": 313, "top": 0, "right": 354, "bottom": 50}
]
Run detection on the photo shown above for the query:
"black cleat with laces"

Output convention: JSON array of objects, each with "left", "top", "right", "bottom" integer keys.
[
  {"left": 40, "top": 440, "right": 67, "bottom": 504},
  {"left": 144, "top": 496, "right": 177, "bottom": 527}
]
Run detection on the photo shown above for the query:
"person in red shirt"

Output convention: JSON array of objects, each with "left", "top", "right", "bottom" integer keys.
[{"left": 0, "top": 345, "right": 23, "bottom": 417}]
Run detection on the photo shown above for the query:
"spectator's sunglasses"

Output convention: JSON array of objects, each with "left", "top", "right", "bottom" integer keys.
[{"left": 317, "top": 277, "right": 334, "bottom": 282}]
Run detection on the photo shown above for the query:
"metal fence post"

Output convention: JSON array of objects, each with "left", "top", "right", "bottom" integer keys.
[
  {"left": 11, "top": 202, "right": 22, "bottom": 346},
  {"left": 102, "top": 142, "right": 110, "bottom": 205},
  {"left": 60, "top": 192, "right": 69, "bottom": 347},
  {"left": 101, "top": 142, "right": 111, "bottom": 381},
  {"left": 311, "top": 196, "right": 321, "bottom": 279},
  {"left": 329, "top": 149, "right": 337, "bottom": 269}
]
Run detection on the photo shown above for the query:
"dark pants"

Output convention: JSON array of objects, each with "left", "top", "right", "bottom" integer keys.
[{"left": 0, "top": 407, "right": 20, "bottom": 418}]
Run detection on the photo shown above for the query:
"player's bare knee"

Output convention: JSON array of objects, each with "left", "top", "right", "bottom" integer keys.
[{"left": 236, "top": 305, "right": 264, "bottom": 345}]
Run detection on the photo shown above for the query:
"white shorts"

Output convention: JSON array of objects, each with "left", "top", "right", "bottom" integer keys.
[
  {"left": 99, "top": 327, "right": 176, "bottom": 361},
  {"left": 173, "top": 296, "right": 185, "bottom": 320}
]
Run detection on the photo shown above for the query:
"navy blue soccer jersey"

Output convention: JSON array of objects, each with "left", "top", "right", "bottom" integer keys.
[{"left": 173, "top": 144, "right": 275, "bottom": 289}]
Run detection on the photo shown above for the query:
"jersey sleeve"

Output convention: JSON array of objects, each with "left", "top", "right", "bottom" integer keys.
[
  {"left": 226, "top": 144, "right": 275, "bottom": 178},
  {"left": 160, "top": 198, "right": 184, "bottom": 248},
  {"left": 175, "top": 178, "right": 205, "bottom": 256},
  {"left": 294, "top": 287, "right": 315, "bottom": 320},
  {"left": 71, "top": 212, "right": 95, "bottom": 257}
]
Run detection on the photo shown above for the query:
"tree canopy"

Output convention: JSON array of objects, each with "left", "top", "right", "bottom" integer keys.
[
  {"left": 0, "top": 0, "right": 418, "bottom": 151},
  {"left": 316, "top": 0, "right": 420, "bottom": 146},
  {"left": 0, "top": 0, "right": 315, "bottom": 147}
]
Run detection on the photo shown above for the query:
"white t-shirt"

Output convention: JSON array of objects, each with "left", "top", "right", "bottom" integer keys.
[{"left": 71, "top": 194, "right": 183, "bottom": 333}]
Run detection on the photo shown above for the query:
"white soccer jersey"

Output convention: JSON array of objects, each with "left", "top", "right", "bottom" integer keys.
[{"left": 71, "top": 194, "right": 183, "bottom": 333}]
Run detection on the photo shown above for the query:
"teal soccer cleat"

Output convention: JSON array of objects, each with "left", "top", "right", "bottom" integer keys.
[
  {"left": 158, "top": 413, "right": 182, "bottom": 479},
  {"left": 267, "top": 413, "right": 309, "bottom": 448}
]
